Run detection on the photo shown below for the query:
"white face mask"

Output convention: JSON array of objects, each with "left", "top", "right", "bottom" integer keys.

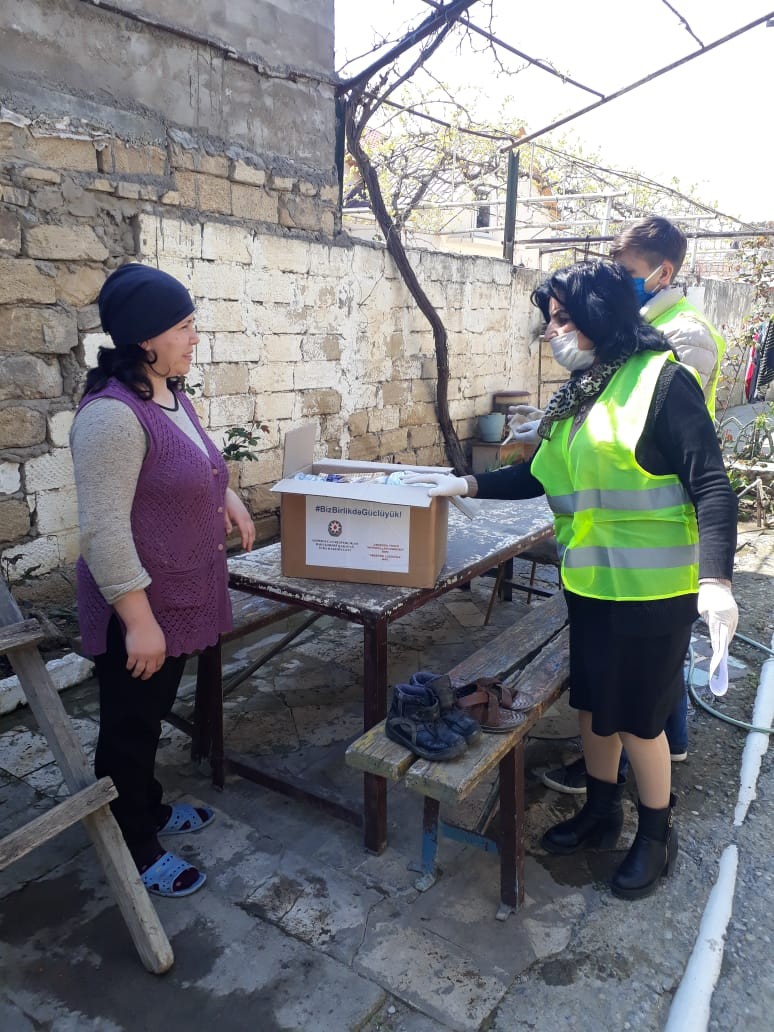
[{"left": 549, "top": 329, "right": 596, "bottom": 371}]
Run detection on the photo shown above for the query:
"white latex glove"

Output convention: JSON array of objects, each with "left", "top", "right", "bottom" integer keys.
[
  {"left": 506, "top": 418, "right": 542, "bottom": 446},
  {"left": 697, "top": 581, "right": 738, "bottom": 697},
  {"left": 504, "top": 406, "right": 545, "bottom": 444},
  {"left": 402, "top": 472, "right": 469, "bottom": 497},
  {"left": 507, "top": 404, "right": 544, "bottom": 429}
]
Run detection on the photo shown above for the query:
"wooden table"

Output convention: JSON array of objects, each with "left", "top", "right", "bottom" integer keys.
[{"left": 226, "top": 497, "right": 554, "bottom": 853}]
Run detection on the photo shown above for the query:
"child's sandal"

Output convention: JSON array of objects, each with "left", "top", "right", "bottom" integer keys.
[{"left": 455, "top": 679, "right": 525, "bottom": 733}]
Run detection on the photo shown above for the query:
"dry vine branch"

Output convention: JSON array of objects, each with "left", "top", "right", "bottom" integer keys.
[
  {"left": 341, "top": 0, "right": 483, "bottom": 473},
  {"left": 345, "top": 101, "right": 468, "bottom": 474}
]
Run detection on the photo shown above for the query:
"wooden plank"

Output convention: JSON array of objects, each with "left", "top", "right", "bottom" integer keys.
[
  {"left": 345, "top": 720, "right": 416, "bottom": 780},
  {"left": 503, "top": 628, "right": 570, "bottom": 709},
  {"left": 82, "top": 807, "right": 174, "bottom": 974},
  {"left": 0, "top": 778, "right": 117, "bottom": 871},
  {"left": 405, "top": 722, "right": 524, "bottom": 806},
  {"left": 448, "top": 591, "right": 567, "bottom": 688},
  {"left": 0, "top": 619, "right": 46, "bottom": 654},
  {"left": 5, "top": 643, "right": 175, "bottom": 974},
  {"left": 345, "top": 600, "right": 570, "bottom": 783},
  {"left": 4, "top": 645, "right": 93, "bottom": 789}
]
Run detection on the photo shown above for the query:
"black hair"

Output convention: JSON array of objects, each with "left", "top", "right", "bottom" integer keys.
[
  {"left": 82, "top": 344, "right": 184, "bottom": 400},
  {"left": 530, "top": 260, "right": 673, "bottom": 365}
]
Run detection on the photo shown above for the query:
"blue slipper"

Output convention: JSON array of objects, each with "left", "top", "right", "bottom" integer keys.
[
  {"left": 140, "top": 851, "right": 206, "bottom": 898},
  {"left": 158, "top": 802, "right": 216, "bottom": 836}
]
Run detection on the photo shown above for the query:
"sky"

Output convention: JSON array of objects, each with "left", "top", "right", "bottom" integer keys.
[{"left": 334, "top": 0, "right": 774, "bottom": 223}]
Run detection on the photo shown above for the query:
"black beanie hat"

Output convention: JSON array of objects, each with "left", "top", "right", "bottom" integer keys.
[{"left": 98, "top": 263, "right": 195, "bottom": 348}]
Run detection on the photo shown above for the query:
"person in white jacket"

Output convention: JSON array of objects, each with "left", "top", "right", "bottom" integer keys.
[{"left": 611, "top": 216, "right": 726, "bottom": 418}]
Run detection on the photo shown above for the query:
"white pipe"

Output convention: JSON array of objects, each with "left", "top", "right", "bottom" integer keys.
[
  {"left": 734, "top": 631, "right": 774, "bottom": 826},
  {"left": 664, "top": 845, "right": 739, "bottom": 1032}
]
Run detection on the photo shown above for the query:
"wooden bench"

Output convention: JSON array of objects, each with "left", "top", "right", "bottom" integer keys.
[{"left": 346, "top": 591, "right": 570, "bottom": 919}]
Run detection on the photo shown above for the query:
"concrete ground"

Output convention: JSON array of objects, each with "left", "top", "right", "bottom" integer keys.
[{"left": 0, "top": 542, "right": 772, "bottom": 1032}]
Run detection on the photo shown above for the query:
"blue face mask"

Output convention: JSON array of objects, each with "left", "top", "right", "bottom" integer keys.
[{"left": 631, "top": 264, "right": 663, "bottom": 307}]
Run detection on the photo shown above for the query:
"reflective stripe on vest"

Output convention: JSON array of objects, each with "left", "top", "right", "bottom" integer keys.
[
  {"left": 563, "top": 543, "right": 699, "bottom": 569},
  {"left": 651, "top": 297, "right": 726, "bottom": 419},
  {"left": 532, "top": 350, "right": 700, "bottom": 602},
  {"left": 548, "top": 482, "right": 691, "bottom": 515}
]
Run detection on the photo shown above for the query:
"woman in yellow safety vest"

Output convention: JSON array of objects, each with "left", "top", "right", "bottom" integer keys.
[{"left": 405, "top": 260, "right": 739, "bottom": 901}]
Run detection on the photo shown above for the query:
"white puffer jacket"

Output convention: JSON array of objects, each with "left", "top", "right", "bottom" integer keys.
[{"left": 642, "top": 287, "right": 719, "bottom": 396}]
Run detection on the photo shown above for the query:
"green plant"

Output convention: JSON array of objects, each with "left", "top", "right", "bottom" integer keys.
[{"left": 221, "top": 422, "right": 269, "bottom": 462}]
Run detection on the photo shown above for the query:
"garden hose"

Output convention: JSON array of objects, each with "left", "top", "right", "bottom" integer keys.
[{"left": 687, "top": 634, "right": 774, "bottom": 736}]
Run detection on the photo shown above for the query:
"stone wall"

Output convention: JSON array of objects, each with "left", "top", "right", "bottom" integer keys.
[{"left": 0, "top": 113, "right": 544, "bottom": 600}]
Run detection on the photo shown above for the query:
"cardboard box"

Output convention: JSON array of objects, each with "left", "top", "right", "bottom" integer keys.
[{"left": 272, "top": 424, "right": 450, "bottom": 588}]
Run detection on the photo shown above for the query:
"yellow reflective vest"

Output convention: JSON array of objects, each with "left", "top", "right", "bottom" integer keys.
[
  {"left": 531, "top": 351, "right": 699, "bottom": 601},
  {"left": 650, "top": 297, "right": 726, "bottom": 420}
]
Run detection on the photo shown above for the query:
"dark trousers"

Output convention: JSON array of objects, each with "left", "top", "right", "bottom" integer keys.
[{"left": 93, "top": 616, "right": 187, "bottom": 853}]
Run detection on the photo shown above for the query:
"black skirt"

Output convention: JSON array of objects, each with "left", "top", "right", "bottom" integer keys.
[{"left": 564, "top": 590, "right": 693, "bottom": 739}]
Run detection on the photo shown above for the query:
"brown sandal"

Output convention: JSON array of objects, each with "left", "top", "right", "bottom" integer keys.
[{"left": 455, "top": 678, "right": 525, "bottom": 733}]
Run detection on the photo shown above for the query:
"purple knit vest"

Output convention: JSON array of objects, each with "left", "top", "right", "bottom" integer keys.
[{"left": 75, "top": 379, "right": 233, "bottom": 657}]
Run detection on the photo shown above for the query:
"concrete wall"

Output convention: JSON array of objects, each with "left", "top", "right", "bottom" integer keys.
[
  {"left": 119, "top": 0, "right": 334, "bottom": 75},
  {"left": 687, "top": 280, "right": 756, "bottom": 408},
  {"left": 0, "top": 0, "right": 335, "bottom": 176}
]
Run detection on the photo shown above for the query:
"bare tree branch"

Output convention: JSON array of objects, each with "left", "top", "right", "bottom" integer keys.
[
  {"left": 345, "top": 95, "right": 469, "bottom": 473},
  {"left": 340, "top": 3, "right": 487, "bottom": 471},
  {"left": 338, "top": 0, "right": 479, "bottom": 93}
]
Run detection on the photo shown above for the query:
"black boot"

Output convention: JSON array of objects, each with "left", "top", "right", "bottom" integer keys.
[
  {"left": 386, "top": 682, "right": 467, "bottom": 761},
  {"left": 611, "top": 794, "right": 677, "bottom": 900},
  {"left": 409, "top": 671, "right": 482, "bottom": 744},
  {"left": 541, "top": 773, "right": 625, "bottom": 855}
]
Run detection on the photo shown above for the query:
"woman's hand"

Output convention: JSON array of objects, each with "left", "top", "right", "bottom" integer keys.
[
  {"left": 403, "top": 472, "right": 470, "bottom": 497},
  {"left": 224, "top": 487, "right": 256, "bottom": 551},
  {"left": 507, "top": 404, "right": 544, "bottom": 429},
  {"left": 124, "top": 618, "right": 168, "bottom": 680},
  {"left": 508, "top": 419, "right": 542, "bottom": 445},
  {"left": 697, "top": 580, "right": 738, "bottom": 643},
  {"left": 113, "top": 590, "right": 167, "bottom": 680}
]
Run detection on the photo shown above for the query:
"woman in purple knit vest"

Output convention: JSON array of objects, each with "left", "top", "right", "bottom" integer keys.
[{"left": 71, "top": 263, "right": 255, "bottom": 898}]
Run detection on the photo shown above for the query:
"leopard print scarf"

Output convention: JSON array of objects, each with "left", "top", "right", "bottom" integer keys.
[{"left": 536, "top": 358, "right": 627, "bottom": 441}]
